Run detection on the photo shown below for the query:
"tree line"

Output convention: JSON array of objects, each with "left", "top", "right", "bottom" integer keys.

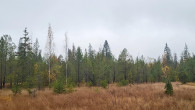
[{"left": 0, "top": 26, "right": 194, "bottom": 91}]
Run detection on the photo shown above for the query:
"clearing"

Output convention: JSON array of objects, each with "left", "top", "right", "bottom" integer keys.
[{"left": 0, "top": 82, "right": 194, "bottom": 110}]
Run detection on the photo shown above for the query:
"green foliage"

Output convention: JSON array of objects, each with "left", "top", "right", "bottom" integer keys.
[
  {"left": 66, "top": 84, "right": 74, "bottom": 93},
  {"left": 67, "top": 81, "right": 76, "bottom": 88},
  {"left": 0, "top": 35, "right": 16, "bottom": 88},
  {"left": 76, "top": 47, "right": 83, "bottom": 85},
  {"left": 22, "top": 82, "right": 28, "bottom": 88},
  {"left": 23, "top": 76, "right": 35, "bottom": 88},
  {"left": 53, "top": 80, "right": 65, "bottom": 94},
  {"left": 118, "top": 80, "right": 129, "bottom": 86},
  {"left": 164, "top": 80, "right": 173, "bottom": 96},
  {"left": 1, "top": 32, "right": 195, "bottom": 93},
  {"left": 12, "top": 83, "right": 21, "bottom": 96},
  {"left": 17, "top": 28, "right": 34, "bottom": 83},
  {"left": 128, "top": 72, "right": 134, "bottom": 84},
  {"left": 87, "top": 81, "right": 93, "bottom": 87},
  {"left": 49, "top": 82, "right": 54, "bottom": 88},
  {"left": 100, "top": 80, "right": 108, "bottom": 88},
  {"left": 27, "top": 88, "right": 32, "bottom": 95},
  {"left": 103, "top": 40, "right": 112, "bottom": 58},
  {"left": 179, "top": 73, "right": 188, "bottom": 84},
  {"left": 163, "top": 43, "right": 173, "bottom": 66}
]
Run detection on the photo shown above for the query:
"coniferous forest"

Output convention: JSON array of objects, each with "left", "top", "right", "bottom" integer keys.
[
  {"left": 0, "top": 25, "right": 194, "bottom": 91},
  {"left": 1, "top": 1, "right": 195, "bottom": 109}
]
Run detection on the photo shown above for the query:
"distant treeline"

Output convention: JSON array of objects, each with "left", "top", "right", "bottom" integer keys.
[{"left": 0, "top": 26, "right": 194, "bottom": 89}]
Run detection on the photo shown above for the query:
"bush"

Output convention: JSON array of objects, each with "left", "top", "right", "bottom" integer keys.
[
  {"left": 118, "top": 80, "right": 129, "bottom": 86},
  {"left": 164, "top": 80, "right": 173, "bottom": 95},
  {"left": 49, "top": 82, "right": 54, "bottom": 88},
  {"left": 53, "top": 80, "right": 66, "bottom": 94},
  {"left": 27, "top": 88, "right": 32, "bottom": 95},
  {"left": 100, "top": 80, "right": 108, "bottom": 88},
  {"left": 67, "top": 81, "right": 76, "bottom": 88},
  {"left": 12, "top": 83, "right": 21, "bottom": 96},
  {"left": 179, "top": 73, "right": 188, "bottom": 84},
  {"left": 22, "top": 76, "right": 35, "bottom": 89},
  {"left": 22, "top": 82, "right": 28, "bottom": 88},
  {"left": 66, "top": 84, "right": 74, "bottom": 93},
  {"left": 87, "top": 81, "right": 93, "bottom": 87}
]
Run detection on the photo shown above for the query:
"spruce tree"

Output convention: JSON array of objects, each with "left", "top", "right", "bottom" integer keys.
[
  {"left": 164, "top": 80, "right": 173, "bottom": 95},
  {"left": 76, "top": 47, "right": 83, "bottom": 86},
  {"left": 103, "top": 40, "right": 112, "bottom": 58},
  {"left": 163, "top": 43, "right": 173, "bottom": 67},
  {"left": 53, "top": 80, "right": 65, "bottom": 94},
  {"left": 17, "top": 28, "right": 33, "bottom": 83},
  {"left": 179, "top": 72, "right": 188, "bottom": 84}
]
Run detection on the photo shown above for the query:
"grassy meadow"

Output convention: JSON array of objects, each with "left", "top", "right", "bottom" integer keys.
[{"left": 0, "top": 82, "right": 194, "bottom": 110}]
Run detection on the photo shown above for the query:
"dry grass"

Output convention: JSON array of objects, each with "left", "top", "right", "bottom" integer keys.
[
  {"left": 187, "top": 82, "right": 195, "bottom": 86},
  {"left": 0, "top": 82, "right": 194, "bottom": 110}
]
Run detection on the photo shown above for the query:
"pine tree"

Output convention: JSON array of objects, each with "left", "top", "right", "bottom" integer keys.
[
  {"left": 173, "top": 53, "right": 178, "bottom": 69},
  {"left": 53, "top": 80, "right": 65, "bottom": 94},
  {"left": 183, "top": 43, "right": 190, "bottom": 62},
  {"left": 163, "top": 43, "right": 173, "bottom": 67},
  {"left": 164, "top": 80, "right": 173, "bottom": 95},
  {"left": 0, "top": 35, "right": 15, "bottom": 88},
  {"left": 17, "top": 28, "right": 33, "bottom": 83},
  {"left": 103, "top": 40, "right": 112, "bottom": 58},
  {"left": 33, "top": 38, "right": 40, "bottom": 62},
  {"left": 179, "top": 72, "right": 188, "bottom": 84},
  {"left": 118, "top": 48, "right": 129, "bottom": 80},
  {"left": 178, "top": 43, "right": 191, "bottom": 83},
  {"left": 76, "top": 47, "right": 83, "bottom": 86}
]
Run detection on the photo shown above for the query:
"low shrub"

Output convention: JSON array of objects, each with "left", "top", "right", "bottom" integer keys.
[
  {"left": 66, "top": 84, "right": 74, "bottom": 93},
  {"left": 12, "top": 83, "right": 21, "bottom": 96},
  {"left": 118, "top": 80, "right": 129, "bottom": 86},
  {"left": 53, "top": 80, "right": 66, "bottom": 94},
  {"left": 87, "top": 81, "right": 93, "bottom": 87},
  {"left": 27, "top": 88, "right": 32, "bottom": 95},
  {"left": 100, "top": 80, "right": 108, "bottom": 88}
]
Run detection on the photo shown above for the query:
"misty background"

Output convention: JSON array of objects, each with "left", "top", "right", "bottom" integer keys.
[{"left": 0, "top": 0, "right": 195, "bottom": 59}]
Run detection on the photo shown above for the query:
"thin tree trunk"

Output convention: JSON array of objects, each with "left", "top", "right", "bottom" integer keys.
[
  {"left": 113, "top": 66, "right": 116, "bottom": 83},
  {"left": 124, "top": 61, "right": 127, "bottom": 80},
  {"left": 77, "top": 62, "right": 80, "bottom": 87},
  {"left": 0, "top": 59, "right": 3, "bottom": 89},
  {"left": 66, "top": 63, "right": 67, "bottom": 84}
]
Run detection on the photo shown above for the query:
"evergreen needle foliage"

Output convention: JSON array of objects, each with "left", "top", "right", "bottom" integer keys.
[
  {"left": 100, "top": 80, "right": 108, "bottom": 88},
  {"left": 12, "top": 83, "right": 21, "bottom": 96},
  {"left": 53, "top": 80, "right": 65, "bottom": 94},
  {"left": 118, "top": 80, "right": 129, "bottom": 86},
  {"left": 179, "top": 73, "right": 188, "bottom": 84},
  {"left": 0, "top": 27, "right": 195, "bottom": 95},
  {"left": 87, "top": 81, "right": 93, "bottom": 87},
  {"left": 164, "top": 80, "right": 173, "bottom": 95}
]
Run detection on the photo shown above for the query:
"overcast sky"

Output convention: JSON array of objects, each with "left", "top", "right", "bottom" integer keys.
[{"left": 0, "top": 0, "right": 195, "bottom": 59}]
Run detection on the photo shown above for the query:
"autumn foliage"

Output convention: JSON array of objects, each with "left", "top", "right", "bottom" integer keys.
[{"left": 0, "top": 82, "right": 194, "bottom": 110}]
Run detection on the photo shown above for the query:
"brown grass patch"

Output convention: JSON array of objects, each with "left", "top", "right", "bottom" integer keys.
[
  {"left": 187, "top": 82, "right": 195, "bottom": 86},
  {"left": 0, "top": 82, "right": 194, "bottom": 110}
]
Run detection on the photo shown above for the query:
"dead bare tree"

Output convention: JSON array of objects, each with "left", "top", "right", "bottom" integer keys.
[
  {"left": 45, "top": 24, "right": 54, "bottom": 85},
  {"left": 64, "top": 32, "right": 68, "bottom": 84}
]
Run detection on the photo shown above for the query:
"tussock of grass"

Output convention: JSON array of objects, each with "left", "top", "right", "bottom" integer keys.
[{"left": 0, "top": 82, "right": 194, "bottom": 110}]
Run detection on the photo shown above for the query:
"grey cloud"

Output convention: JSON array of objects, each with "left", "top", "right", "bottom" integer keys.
[{"left": 0, "top": 0, "right": 195, "bottom": 59}]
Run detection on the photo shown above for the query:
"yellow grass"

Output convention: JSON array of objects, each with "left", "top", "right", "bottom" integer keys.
[{"left": 0, "top": 82, "right": 194, "bottom": 110}]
